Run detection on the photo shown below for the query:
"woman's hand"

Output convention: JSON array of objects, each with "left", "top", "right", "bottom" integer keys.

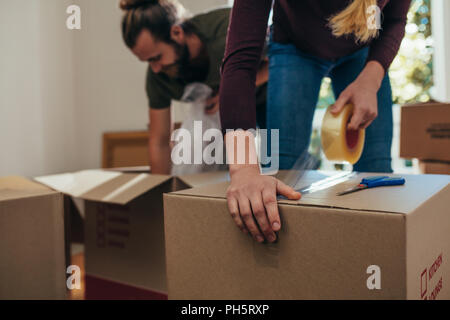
[
  {"left": 330, "top": 60, "right": 385, "bottom": 130},
  {"left": 227, "top": 166, "right": 301, "bottom": 243},
  {"left": 225, "top": 130, "right": 301, "bottom": 243}
]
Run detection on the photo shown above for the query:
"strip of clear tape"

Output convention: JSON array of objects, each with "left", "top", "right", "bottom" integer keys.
[
  {"left": 277, "top": 171, "right": 356, "bottom": 200},
  {"left": 276, "top": 150, "right": 357, "bottom": 199}
]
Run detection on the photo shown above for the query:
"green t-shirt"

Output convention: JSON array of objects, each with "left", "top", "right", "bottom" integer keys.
[{"left": 145, "top": 7, "right": 267, "bottom": 111}]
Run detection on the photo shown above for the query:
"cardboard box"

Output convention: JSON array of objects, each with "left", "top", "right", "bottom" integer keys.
[
  {"left": 419, "top": 160, "right": 450, "bottom": 175},
  {"left": 164, "top": 171, "right": 450, "bottom": 299},
  {"left": 36, "top": 169, "right": 229, "bottom": 299},
  {"left": 0, "top": 176, "right": 66, "bottom": 299},
  {"left": 400, "top": 102, "right": 450, "bottom": 161}
]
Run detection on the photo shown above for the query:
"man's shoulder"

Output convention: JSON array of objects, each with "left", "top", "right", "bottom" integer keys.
[
  {"left": 189, "top": 7, "right": 231, "bottom": 38},
  {"left": 192, "top": 6, "right": 231, "bottom": 21}
]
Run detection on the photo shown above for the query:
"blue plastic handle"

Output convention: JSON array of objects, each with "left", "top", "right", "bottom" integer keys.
[
  {"left": 364, "top": 176, "right": 405, "bottom": 188},
  {"left": 361, "top": 176, "right": 389, "bottom": 184}
]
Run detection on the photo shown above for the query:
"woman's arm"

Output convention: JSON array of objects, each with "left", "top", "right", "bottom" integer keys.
[
  {"left": 219, "top": 0, "right": 272, "bottom": 132},
  {"left": 220, "top": 0, "right": 300, "bottom": 244},
  {"left": 331, "top": 0, "right": 411, "bottom": 129},
  {"left": 366, "top": 0, "right": 412, "bottom": 72}
]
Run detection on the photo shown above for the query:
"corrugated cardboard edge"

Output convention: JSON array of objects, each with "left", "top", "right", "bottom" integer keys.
[
  {"left": 0, "top": 176, "right": 59, "bottom": 202},
  {"left": 175, "top": 171, "right": 230, "bottom": 189},
  {"left": 168, "top": 173, "right": 450, "bottom": 215},
  {"left": 164, "top": 191, "right": 406, "bottom": 218}
]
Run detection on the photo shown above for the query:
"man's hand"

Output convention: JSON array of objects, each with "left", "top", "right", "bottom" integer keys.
[
  {"left": 330, "top": 61, "right": 385, "bottom": 130},
  {"left": 205, "top": 94, "right": 220, "bottom": 114}
]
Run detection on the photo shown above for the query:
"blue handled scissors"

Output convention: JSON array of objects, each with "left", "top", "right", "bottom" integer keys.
[{"left": 337, "top": 175, "right": 405, "bottom": 196}]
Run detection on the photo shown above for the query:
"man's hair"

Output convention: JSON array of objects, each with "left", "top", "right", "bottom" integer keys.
[{"left": 120, "top": 0, "right": 189, "bottom": 48}]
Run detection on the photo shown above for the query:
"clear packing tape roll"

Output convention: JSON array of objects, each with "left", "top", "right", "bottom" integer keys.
[{"left": 321, "top": 104, "right": 365, "bottom": 165}]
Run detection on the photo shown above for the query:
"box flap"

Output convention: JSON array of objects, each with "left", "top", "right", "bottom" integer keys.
[
  {"left": 176, "top": 171, "right": 230, "bottom": 188},
  {"left": 170, "top": 171, "right": 450, "bottom": 214},
  {"left": 35, "top": 170, "right": 172, "bottom": 205},
  {"left": 105, "top": 166, "right": 151, "bottom": 173},
  {"left": 0, "top": 176, "right": 57, "bottom": 202},
  {"left": 171, "top": 171, "right": 349, "bottom": 197}
]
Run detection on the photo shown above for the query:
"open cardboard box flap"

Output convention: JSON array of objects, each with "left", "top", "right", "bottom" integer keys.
[
  {"left": 35, "top": 169, "right": 172, "bottom": 205},
  {"left": 171, "top": 170, "right": 450, "bottom": 214},
  {"left": 0, "top": 176, "right": 57, "bottom": 202},
  {"left": 34, "top": 169, "right": 230, "bottom": 205}
]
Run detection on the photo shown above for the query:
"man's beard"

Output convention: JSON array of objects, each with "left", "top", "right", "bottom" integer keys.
[{"left": 164, "top": 41, "right": 209, "bottom": 83}]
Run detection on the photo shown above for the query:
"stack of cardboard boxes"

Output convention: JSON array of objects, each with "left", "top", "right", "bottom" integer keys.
[{"left": 400, "top": 101, "right": 450, "bottom": 174}]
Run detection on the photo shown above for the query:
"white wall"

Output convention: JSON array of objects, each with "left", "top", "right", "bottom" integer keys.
[
  {"left": 0, "top": 0, "right": 77, "bottom": 177},
  {"left": 72, "top": 0, "right": 149, "bottom": 170}
]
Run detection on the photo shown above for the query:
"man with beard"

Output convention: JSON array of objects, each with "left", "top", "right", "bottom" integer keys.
[{"left": 120, "top": 0, "right": 268, "bottom": 174}]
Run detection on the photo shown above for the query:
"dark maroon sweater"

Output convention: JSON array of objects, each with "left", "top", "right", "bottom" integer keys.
[{"left": 219, "top": 0, "right": 411, "bottom": 131}]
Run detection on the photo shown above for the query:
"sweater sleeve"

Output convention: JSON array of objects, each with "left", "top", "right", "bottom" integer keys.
[
  {"left": 366, "top": 0, "right": 412, "bottom": 71},
  {"left": 219, "top": 0, "right": 272, "bottom": 132}
]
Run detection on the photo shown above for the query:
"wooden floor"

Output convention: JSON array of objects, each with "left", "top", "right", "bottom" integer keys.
[{"left": 68, "top": 252, "right": 85, "bottom": 300}]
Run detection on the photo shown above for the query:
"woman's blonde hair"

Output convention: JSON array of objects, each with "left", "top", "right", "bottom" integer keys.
[{"left": 329, "top": 0, "right": 379, "bottom": 43}]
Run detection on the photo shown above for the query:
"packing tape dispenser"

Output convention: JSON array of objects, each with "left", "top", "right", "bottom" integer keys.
[{"left": 321, "top": 103, "right": 365, "bottom": 165}]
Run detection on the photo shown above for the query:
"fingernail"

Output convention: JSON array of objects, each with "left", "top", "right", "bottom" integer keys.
[
  {"left": 255, "top": 235, "right": 264, "bottom": 242},
  {"left": 268, "top": 234, "right": 276, "bottom": 242},
  {"left": 273, "top": 222, "right": 280, "bottom": 230}
]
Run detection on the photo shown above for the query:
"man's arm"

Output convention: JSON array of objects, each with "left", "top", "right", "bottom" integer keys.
[
  {"left": 205, "top": 58, "right": 269, "bottom": 115},
  {"left": 148, "top": 107, "right": 172, "bottom": 174}
]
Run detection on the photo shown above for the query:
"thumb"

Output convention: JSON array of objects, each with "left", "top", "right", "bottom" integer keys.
[
  {"left": 330, "top": 92, "right": 349, "bottom": 115},
  {"left": 276, "top": 180, "right": 301, "bottom": 200}
]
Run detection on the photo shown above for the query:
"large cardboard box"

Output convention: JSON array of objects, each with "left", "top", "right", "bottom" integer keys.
[
  {"left": 36, "top": 169, "right": 229, "bottom": 299},
  {"left": 0, "top": 176, "right": 66, "bottom": 299},
  {"left": 164, "top": 171, "right": 450, "bottom": 299},
  {"left": 419, "top": 160, "right": 450, "bottom": 175},
  {"left": 400, "top": 102, "right": 450, "bottom": 161}
]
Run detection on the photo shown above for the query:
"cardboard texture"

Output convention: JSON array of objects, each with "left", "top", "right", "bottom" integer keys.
[
  {"left": 164, "top": 171, "right": 450, "bottom": 299},
  {"left": 400, "top": 102, "right": 450, "bottom": 161},
  {"left": 0, "top": 176, "right": 66, "bottom": 299},
  {"left": 36, "top": 169, "right": 229, "bottom": 299},
  {"left": 419, "top": 160, "right": 450, "bottom": 175}
]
